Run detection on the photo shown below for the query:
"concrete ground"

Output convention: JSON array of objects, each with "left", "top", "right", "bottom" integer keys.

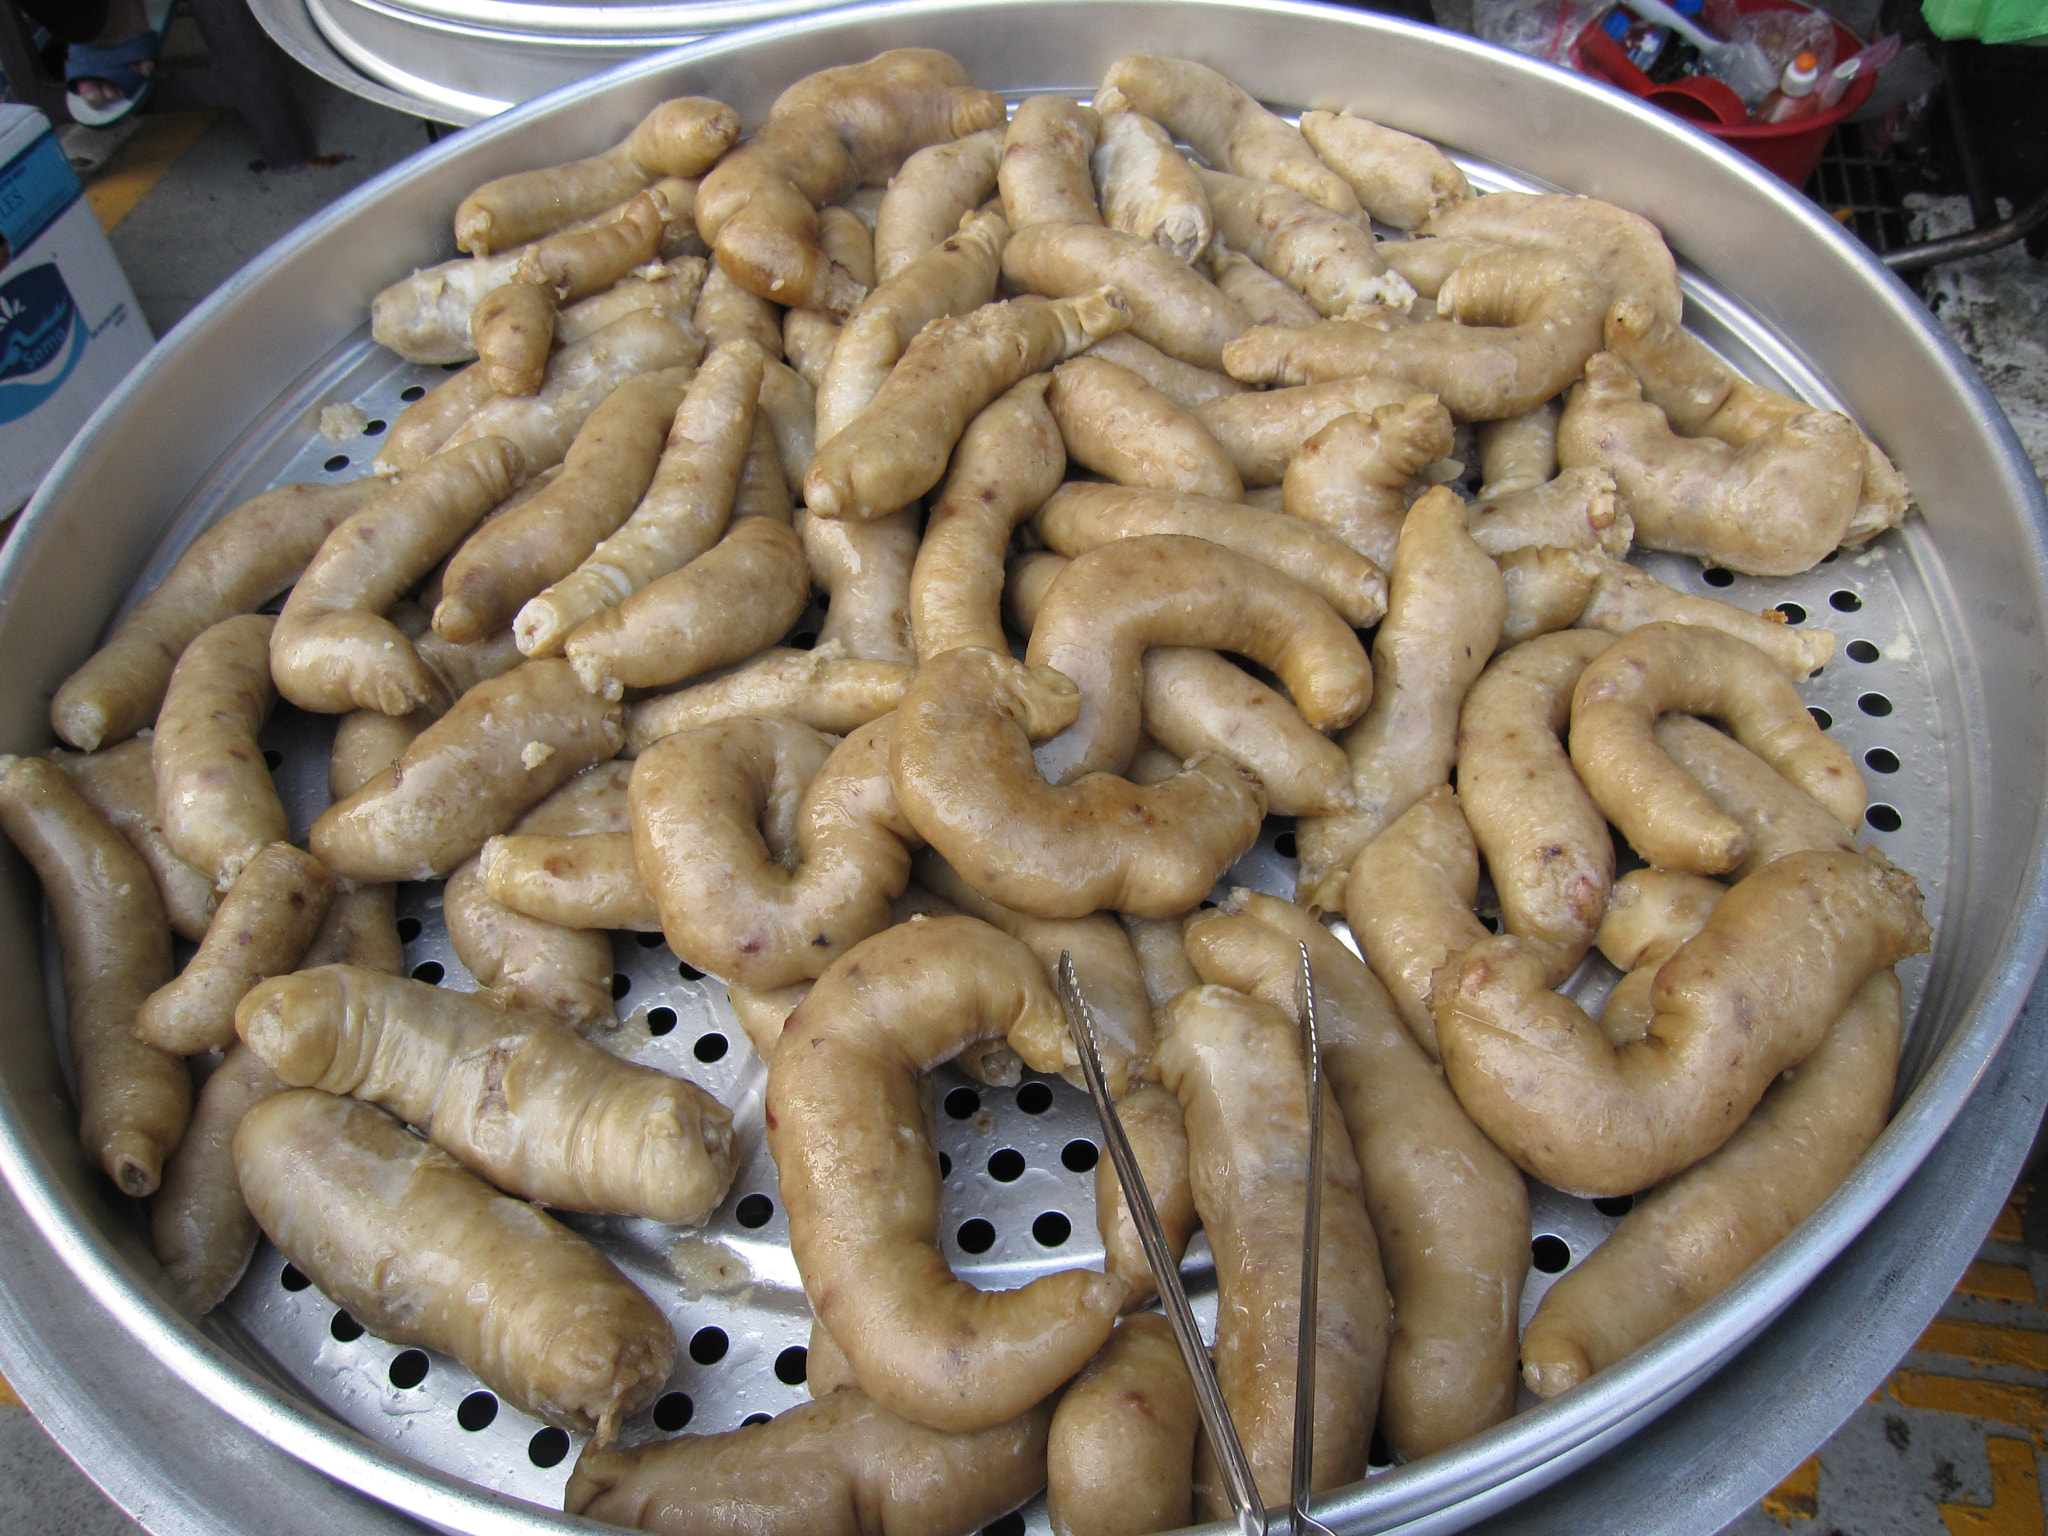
[{"left": 3, "top": 32, "right": 2048, "bottom": 1536}]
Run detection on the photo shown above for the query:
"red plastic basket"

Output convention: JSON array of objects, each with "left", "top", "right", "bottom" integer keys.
[{"left": 1573, "top": 0, "right": 1879, "bottom": 186}]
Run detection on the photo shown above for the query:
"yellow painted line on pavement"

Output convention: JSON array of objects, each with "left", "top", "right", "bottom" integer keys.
[
  {"left": 0, "top": 1367, "right": 17, "bottom": 1408},
  {"left": 1959, "top": 1261, "right": 2038, "bottom": 1303},
  {"left": 1939, "top": 1436, "right": 2046, "bottom": 1536},
  {"left": 1889, "top": 1370, "right": 2048, "bottom": 1449},
  {"left": 86, "top": 111, "right": 216, "bottom": 233},
  {"left": 1760, "top": 1453, "right": 1819, "bottom": 1524},
  {"left": 1920, "top": 1320, "right": 2048, "bottom": 1372}
]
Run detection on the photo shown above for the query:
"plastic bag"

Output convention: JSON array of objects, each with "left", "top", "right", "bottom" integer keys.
[
  {"left": 1704, "top": 0, "right": 1838, "bottom": 74},
  {"left": 1473, "top": 0, "right": 1610, "bottom": 63},
  {"left": 1921, "top": 0, "right": 2048, "bottom": 43}
]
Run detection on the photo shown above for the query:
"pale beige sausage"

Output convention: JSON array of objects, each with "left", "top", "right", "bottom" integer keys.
[
  {"left": 1092, "top": 108, "right": 1211, "bottom": 263},
  {"left": 872, "top": 128, "right": 1003, "bottom": 281},
  {"left": 1002, "top": 549, "right": 1355, "bottom": 817},
  {"left": 436, "top": 369, "right": 692, "bottom": 645},
  {"left": 1000, "top": 96, "right": 1103, "bottom": 228},
  {"left": 136, "top": 843, "right": 333, "bottom": 1055},
  {"left": 694, "top": 258, "right": 782, "bottom": 355},
  {"left": 237, "top": 965, "right": 735, "bottom": 1224},
  {"left": 816, "top": 206, "right": 1009, "bottom": 442},
  {"left": 803, "top": 288, "right": 1130, "bottom": 521},
  {"left": 1198, "top": 374, "right": 1422, "bottom": 487},
  {"left": 1423, "top": 191, "right": 1682, "bottom": 324},
  {"left": 235, "top": 1089, "right": 673, "bottom": 1440},
  {"left": 437, "top": 763, "right": 629, "bottom": 1034},
  {"left": 766, "top": 918, "right": 1124, "bottom": 1430},
  {"left": 454, "top": 96, "right": 738, "bottom": 254},
  {"left": 312, "top": 660, "right": 623, "bottom": 882},
  {"left": 1208, "top": 243, "right": 1322, "bottom": 327},
  {"left": 556, "top": 259, "right": 709, "bottom": 347},
  {"left": 1457, "top": 631, "right": 1615, "bottom": 983},
  {"left": 1476, "top": 400, "right": 1561, "bottom": 498},
  {"left": 1499, "top": 546, "right": 1603, "bottom": 644},
  {"left": 1558, "top": 352, "right": 1865, "bottom": 576},
  {"left": 632, "top": 717, "right": 917, "bottom": 990},
  {"left": 516, "top": 341, "right": 763, "bottom": 656},
  {"left": 1298, "top": 110, "right": 1472, "bottom": 230},
  {"left": 1297, "top": 487, "right": 1505, "bottom": 911},
  {"left": 1280, "top": 398, "right": 1456, "bottom": 570},
  {"left": 1187, "top": 892, "right": 1527, "bottom": 1460},
  {"left": 1047, "top": 1314, "right": 1198, "bottom": 1536},
  {"left": 444, "top": 856, "right": 617, "bottom": 1032},
  {"left": 1569, "top": 622, "right": 1862, "bottom": 875},
  {"left": 1141, "top": 647, "right": 1358, "bottom": 817},
  {"left": 1045, "top": 357, "right": 1242, "bottom": 501},
  {"left": 565, "top": 515, "right": 810, "bottom": 698},
  {"left": 374, "top": 365, "right": 500, "bottom": 477},
  {"left": 1576, "top": 556, "right": 1834, "bottom": 678},
  {"left": 1026, "top": 534, "right": 1373, "bottom": 785},
  {"left": 1154, "top": 985, "right": 1387, "bottom": 1513},
  {"left": 565, "top": 1388, "right": 1052, "bottom": 1536},
  {"left": 52, "top": 478, "right": 385, "bottom": 752},
  {"left": 1435, "top": 848, "right": 1927, "bottom": 1195},
  {"left": 54, "top": 740, "right": 217, "bottom": 942},
  {"left": 698, "top": 50, "right": 1005, "bottom": 312},
  {"left": 1656, "top": 713, "right": 1858, "bottom": 878},
  {"left": 1197, "top": 165, "right": 1411, "bottom": 316},
  {"left": 914, "top": 849, "right": 1154, "bottom": 1096},
  {"left": 1091, "top": 1082, "right": 1197, "bottom": 1312},
  {"left": 891, "top": 648, "right": 1266, "bottom": 920},
  {"left": 625, "top": 646, "right": 911, "bottom": 751},
  {"left": 1604, "top": 296, "right": 1909, "bottom": 547},
  {"left": 803, "top": 507, "right": 920, "bottom": 667},
  {"left": 274, "top": 438, "right": 527, "bottom": 714},
  {"left": 480, "top": 831, "right": 655, "bottom": 931},
  {"left": 152, "top": 613, "right": 286, "bottom": 891},
  {"left": 909, "top": 374, "right": 1065, "bottom": 662},
  {"left": 440, "top": 310, "right": 704, "bottom": 484},
  {"left": 1001, "top": 225, "right": 1241, "bottom": 372},
  {"left": 1032, "top": 482, "right": 1384, "bottom": 626},
  {"left": 1345, "top": 784, "right": 1488, "bottom": 1058},
  {"left": 301, "top": 883, "right": 406, "bottom": 974},
  {"left": 0, "top": 756, "right": 190, "bottom": 1196},
  {"left": 1100, "top": 55, "right": 1360, "bottom": 217},
  {"left": 1224, "top": 248, "right": 1607, "bottom": 421},
  {"left": 1521, "top": 970, "right": 1902, "bottom": 1396},
  {"left": 472, "top": 279, "right": 556, "bottom": 397},
  {"left": 150, "top": 1042, "right": 282, "bottom": 1312},
  {"left": 1467, "top": 468, "right": 1631, "bottom": 559},
  {"left": 1083, "top": 331, "right": 1246, "bottom": 410},
  {"left": 1119, "top": 913, "right": 1199, "bottom": 1010}
]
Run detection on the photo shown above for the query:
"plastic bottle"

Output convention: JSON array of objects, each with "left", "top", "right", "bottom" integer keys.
[
  {"left": 1603, "top": 8, "right": 1669, "bottom": 71},
  {"left": 1756, "top": 51, "right": 1823, "bottom": 123}
]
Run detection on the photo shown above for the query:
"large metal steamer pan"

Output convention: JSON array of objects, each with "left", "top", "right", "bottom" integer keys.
[{"left": 0, "top": 2, "right": 2044, "bottom": 1533}]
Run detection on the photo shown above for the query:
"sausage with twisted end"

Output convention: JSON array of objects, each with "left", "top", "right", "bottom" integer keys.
[
  {"left": 767, "top": 917, "right": 1125, "bottom": 1431},
  {"left": 236, "top": 1089, "right": 673, "bottom": 1441},
  {"left": 1435, "top": 848, "right": 1928, "bottom": 1196}
]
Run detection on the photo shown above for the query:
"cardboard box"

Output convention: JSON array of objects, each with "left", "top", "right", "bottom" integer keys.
[{"left": 0, "top": 104, "right": 153, "bottom": 516}]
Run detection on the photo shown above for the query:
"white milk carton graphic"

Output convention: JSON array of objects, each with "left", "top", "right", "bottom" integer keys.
[{"left": 0, "top": 105, "right": 153, "bottom": 516}]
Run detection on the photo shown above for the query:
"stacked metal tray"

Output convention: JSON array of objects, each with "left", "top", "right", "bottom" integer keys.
[
  {"left": 251, "top": 0, "right": 852, "bottom": 122},
  {"left": 1, "top": 3, "right": 2045, "bottom": 1533}
]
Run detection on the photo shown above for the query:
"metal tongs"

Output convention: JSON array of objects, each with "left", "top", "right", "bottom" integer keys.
[{"left": 1059, "top": 946, "right": 1335, "bottom": 1536}]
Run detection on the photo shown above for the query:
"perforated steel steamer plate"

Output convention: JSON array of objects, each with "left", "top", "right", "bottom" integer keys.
[
  {"left": 11, "top": 8, "right": 2036, "bottom": 1535},
  {"left": 120, "top": 134, "right": 1960, "bottom": 1531}
]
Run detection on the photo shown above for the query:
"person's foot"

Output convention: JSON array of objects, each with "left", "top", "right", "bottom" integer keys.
[{"left": 63, "top": 0, "right": 164, "bottom": 128}]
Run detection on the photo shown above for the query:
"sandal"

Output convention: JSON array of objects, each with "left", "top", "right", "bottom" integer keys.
[{"left": 63, "top": 0, "right": 173, "bottom": 130}]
